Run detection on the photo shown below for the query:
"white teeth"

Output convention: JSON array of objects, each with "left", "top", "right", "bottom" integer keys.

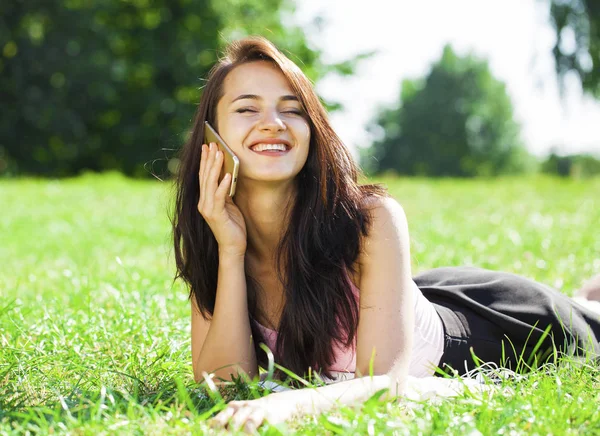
[{"left": 252, "top": 143, "right": 287, "bottom": 152}]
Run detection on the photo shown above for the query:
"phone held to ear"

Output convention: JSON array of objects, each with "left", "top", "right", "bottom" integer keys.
[{"left": 204, "top": 121, "right": 240, "bottom": 197}]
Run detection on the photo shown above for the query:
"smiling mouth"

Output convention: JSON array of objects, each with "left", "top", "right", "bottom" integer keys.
[{"left": 250, "top": 143, "right": 290, "bottom": 153}]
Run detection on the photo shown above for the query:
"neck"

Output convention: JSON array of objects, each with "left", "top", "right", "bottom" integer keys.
[{"left": 234, "top": 179, "right": 296, "bottom": 264}]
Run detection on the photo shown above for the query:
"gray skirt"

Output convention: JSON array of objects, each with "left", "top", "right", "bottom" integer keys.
[{"left": 415, "top": 267, "right": 600, "bottom": 375}]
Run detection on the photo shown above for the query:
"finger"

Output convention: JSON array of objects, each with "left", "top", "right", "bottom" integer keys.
[
  {"left": 201, "top": 142, "right": 216, "bottom": 187},
  {"left": 200, "top": 144, "right": 218, "bottom": 212},
  {"left": 199, "top": 143, "right": 207, "bottom": 184},
  {"left": 214, "top": 173, "right": 231, "bottom": 209},
  {"left": 198, "top": 144, "right": 208, "bottom": 211},
  {"left": 229, "top": 406, "right": 255, "bottom": 431},
  {"left": 205, "top": 147, "right": 224, "bottom": 199},
  {"left": 243, "top": 408, "right": 266, "bottom": 433},
  {"left": 210, "top": 405, "right": 237, "bottom": 428}
]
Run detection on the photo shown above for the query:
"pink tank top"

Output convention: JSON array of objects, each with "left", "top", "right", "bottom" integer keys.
[{"left": 255, "top": 281, "right": 444, "bottom": 380}]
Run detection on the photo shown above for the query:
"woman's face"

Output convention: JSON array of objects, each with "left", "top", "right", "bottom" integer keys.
[{"left": 215, "top": 61, "right": 311, "bottom": 185}]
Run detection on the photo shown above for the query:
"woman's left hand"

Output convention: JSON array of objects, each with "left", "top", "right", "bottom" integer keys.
[{"left": 210, "top": 395, "right": 297, "bottom": 433}]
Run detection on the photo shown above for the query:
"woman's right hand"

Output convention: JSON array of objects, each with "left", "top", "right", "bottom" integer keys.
[{"left": 197, "top": 143, "right": 247, "bottom": 257}]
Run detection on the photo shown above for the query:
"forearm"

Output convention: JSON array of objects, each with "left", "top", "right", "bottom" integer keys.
[
  {"left": 268, "top": 374, "right": 393, "bottom": 416},
  {"left": 194, "top": 252, "right": 257, "bottom": 381}
]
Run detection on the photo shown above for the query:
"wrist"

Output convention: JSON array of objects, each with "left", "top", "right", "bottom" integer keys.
[{"left": 218, "top": 247, "right": 246, "bottom": 263}]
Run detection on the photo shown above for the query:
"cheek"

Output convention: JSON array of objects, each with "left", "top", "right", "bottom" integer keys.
[
  {"left": 296, "top": 120, "right": 311, "bottom": 145},
  {"left": 300, "top": 129, "right": 311, "bottom": 161},
  {"left": 220, "top": 119, "right": 246, "bottom": 147}
]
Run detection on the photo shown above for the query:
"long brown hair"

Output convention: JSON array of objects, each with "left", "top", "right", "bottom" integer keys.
[{"left": 172, "top": 36, "right": 385, "bottom": 378}]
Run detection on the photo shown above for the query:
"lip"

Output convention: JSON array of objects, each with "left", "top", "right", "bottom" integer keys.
[{"left": 248, "top": 138, "right": 292, "bottom": 150}]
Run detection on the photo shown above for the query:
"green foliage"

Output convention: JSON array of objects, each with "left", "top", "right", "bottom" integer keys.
[
  {"left": 1, "top": 174, "right": 599, "bottom": 433},
  {"left": 0, "top": 0, "right": 351, "bottom": 177},
  {"left": 541, "top": 151, "right": 600, "bottom": 178},
  {"left": 548, "top": 0, "right": 600, "bottom": 98},
  {"left": 1, "top": 0, "right": 219, "bottom": 177},
  {"left": 365, "top": 45, "right": 529, "bottom": 177}
]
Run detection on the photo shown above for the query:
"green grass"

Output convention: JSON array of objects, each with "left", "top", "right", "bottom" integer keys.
[{"left": 1, "top": 172, "right": 599, "bottom": 434}]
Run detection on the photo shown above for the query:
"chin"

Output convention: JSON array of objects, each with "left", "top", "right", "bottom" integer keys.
[
  {"left": 244, "top": 165, "right": 303, "bottom": 180},
  {"left": 243, "top": 170, "right": 302, "bottom": 185}
]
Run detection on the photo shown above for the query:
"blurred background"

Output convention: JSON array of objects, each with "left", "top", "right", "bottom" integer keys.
[{"left": 1, "top": 0, "right": 599, "bottom": 179}]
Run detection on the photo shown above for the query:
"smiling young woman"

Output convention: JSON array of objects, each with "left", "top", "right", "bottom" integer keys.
[{"left": 171, "top": 36, "right": 600, "bottom": 431}]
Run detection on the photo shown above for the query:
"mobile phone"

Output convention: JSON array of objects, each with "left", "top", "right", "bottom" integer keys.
[{"left": 203, "top": 121, "right": 239, "bottom": 197}]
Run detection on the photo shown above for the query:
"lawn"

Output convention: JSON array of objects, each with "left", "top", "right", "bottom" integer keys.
[{"left": 1, "top": 173, "right": 599, "bottom": 434}]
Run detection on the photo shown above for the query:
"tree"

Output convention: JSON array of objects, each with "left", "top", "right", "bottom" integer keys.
[
  {"left": 548, "top": 0, "right": 600, "bottom": 98},
  {"left": 0, "top": 0, "right": 362, "bottom": 177},
  {"left": 542, "top": 151, "right": 600, "bottom": 178},
  {"left": 365, "top": 45, "right": 528, "bottom": 177},
  {"left": 1, "top": 0, "right": 222, "bottom": 177}
]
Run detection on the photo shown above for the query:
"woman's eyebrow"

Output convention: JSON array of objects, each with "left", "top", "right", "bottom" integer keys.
[{"left": 231, "top": 94, "right": 299, "bottom": 103}]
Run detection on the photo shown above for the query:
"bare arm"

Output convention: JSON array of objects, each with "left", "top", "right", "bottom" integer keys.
[
  {"left": 212, "top": 374, "right": 393, "bottom": 432},
  {"left": 355, "top": 196, "right": 414, "bottom": 389},
  {"left": 191, "top": 252, "right": 257, "bottom": 382},
  {"left": 192, "top": 142, "right": 257, "bottom": 382}
]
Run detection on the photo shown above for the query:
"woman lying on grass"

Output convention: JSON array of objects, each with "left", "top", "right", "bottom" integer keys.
[{"left": 172, "top": 36, "right": 600, "bottom": 431}]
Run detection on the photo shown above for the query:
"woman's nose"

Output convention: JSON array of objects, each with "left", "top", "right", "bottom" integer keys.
[{"left": 258, "top": 109, "right": 285, "bottom": 132}]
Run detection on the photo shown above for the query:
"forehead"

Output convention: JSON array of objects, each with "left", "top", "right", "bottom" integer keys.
[{"left": 222, "top": 61, "right": 296, "bottom": 101}]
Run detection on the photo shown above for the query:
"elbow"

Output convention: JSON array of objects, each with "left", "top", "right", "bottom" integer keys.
[
  {"left": 193, "top": 362, "right": 258, "bottom": 384},
  {"left": 386, "top": 361, "right": 409, "bottom": 396},
  {"left": 193, "top": 364, "right": 231, "bottom": 384},
  {"left": 193, "top": 367, "right": 230, "bottom": 385}
]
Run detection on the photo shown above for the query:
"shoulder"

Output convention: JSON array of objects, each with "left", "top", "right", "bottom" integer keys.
[
  {"left": 357, "top": 195, "right": 410, "bottom": 268},
  {"left": 354, "top": 194, "right": 415, "bottom": 377},
  {"left": 361, "top": 195, "right": 408, "bottom": 237},
  {"left": 348, "top": 194, "right": 409, "bottom": 284}
]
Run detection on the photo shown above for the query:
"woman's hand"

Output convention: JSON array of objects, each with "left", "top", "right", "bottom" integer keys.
[
  {"left": 210, "top": 395, "right": 297, "bottom": 433},
  {"left": 198, "top": 143, "right": 247, "bottom": 257}
]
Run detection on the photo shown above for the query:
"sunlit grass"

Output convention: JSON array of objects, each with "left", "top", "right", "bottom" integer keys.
[{"left": 1, "top": 172, "right": 599, "bottom": 434}]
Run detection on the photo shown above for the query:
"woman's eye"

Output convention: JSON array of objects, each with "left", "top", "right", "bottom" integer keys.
[{"left": 235, "top": 108, "right": 303, "bottom": 116}]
